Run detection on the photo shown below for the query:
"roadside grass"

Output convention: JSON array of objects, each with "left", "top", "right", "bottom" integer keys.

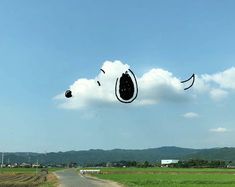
[
  {"left": 99, "top": 167, "right": 235, "bottom": 173},
  {"left": 39, "top": 173, "right": 59, "bottom": 187},
  {"left": 91, "top": 167, "right": 235, "bottom": 187}
]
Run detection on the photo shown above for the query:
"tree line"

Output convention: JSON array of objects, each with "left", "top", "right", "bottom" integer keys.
[
  {"left": 85, "top": 159, "right": 231, "bottom": 168},
  {"left": 173, "top": 159, "right": 227, "bottom": 168}
]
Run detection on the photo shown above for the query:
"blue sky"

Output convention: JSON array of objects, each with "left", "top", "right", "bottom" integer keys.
[{"left": 0, "top": 0, "right": 235, "bottom": 152}]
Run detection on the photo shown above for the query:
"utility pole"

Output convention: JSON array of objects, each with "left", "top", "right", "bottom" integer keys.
[
  {"left": 1, "top": 152, "right": 4, "bottom": 168},
  {"left": 35, "top": 159, "right": 38, "bottom": 175}
]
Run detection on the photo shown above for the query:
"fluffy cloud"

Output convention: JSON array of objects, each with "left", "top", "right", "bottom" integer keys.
[
  {"left": 55, "top": 61, "right": 187, "bottom": 109},
  {"left": 209, "top": 89, "right": 228, "bottom": 101},
  {"left": 55, "top": 61, "right": 129, "bottom": 109},
  {"left": 183, "top": 112, "right": 199, "bottom": 119},
  {"left": 54, "top": 60, "right": 235, "bottom": 109},
  {"left": 193, "top": 68, "right": 235, "bottom": 101},
  {"left": 209, "top": 127, "right": 228, "bottom": 133},
  {"left": 202, "top": 67, "right": 235, "bottom": 90},
  {"left": 136, "top": 68, "right": 186, "bottom": 105}
]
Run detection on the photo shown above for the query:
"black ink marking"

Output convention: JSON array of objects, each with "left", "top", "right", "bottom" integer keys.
[
  {"left": 115, "top": 69, "right": 138, "bottom": 103},
  {"left": 97, "top": 69, "right": 105, "bottom": 86},
  {"left": 181, "top": 74, "right": 195, "bottom": 90},
  {"left": 65, "top": 90, "right": 72, "bottom": 98},
  {"left": 100, "top": 69, "right": 105, "bottom": 74}
]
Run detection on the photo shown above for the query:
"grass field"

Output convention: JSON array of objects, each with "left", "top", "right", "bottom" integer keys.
[
  {"left": 92, "top": 167, "right": 235, "bottom": 187},
  {"left": 0, "top": 168, "right": 62, "bottom": 187}
]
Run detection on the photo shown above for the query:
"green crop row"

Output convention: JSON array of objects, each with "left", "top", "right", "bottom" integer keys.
[{"left": 93, "top": 167, "right": 235, "bottom": 187}]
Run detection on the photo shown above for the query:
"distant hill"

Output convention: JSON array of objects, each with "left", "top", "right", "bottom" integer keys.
[{"left": 2, "top": 146, "right": 235, "bottom": 166}]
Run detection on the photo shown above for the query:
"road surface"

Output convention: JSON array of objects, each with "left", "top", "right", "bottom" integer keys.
[{"left": 54, "top": 169, "right": 121, "bottom": 187}]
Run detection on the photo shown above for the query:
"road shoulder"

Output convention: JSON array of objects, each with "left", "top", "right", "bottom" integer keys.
[{"left": 83, "top": 174, "right": 124, "bottom": 187}]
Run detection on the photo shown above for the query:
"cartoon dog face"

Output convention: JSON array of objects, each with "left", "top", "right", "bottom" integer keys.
[{"left": 65, "top": 64, "right": 194, "bottom": 104}]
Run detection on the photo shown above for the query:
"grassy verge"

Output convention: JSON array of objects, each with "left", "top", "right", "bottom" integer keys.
[
  {"left": 91, "top": 167, "right": 235, "bottom": 187},
  {"left": 39, "top": 173, "right": 59, "bottom": 187}
]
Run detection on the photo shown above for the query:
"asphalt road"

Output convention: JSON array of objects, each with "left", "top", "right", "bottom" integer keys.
[{"left": 55, "top": 169, "right": 120, "bottom": 187}]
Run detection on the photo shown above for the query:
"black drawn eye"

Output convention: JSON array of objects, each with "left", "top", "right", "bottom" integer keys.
[
  {"left": 115, "top": 69, "right": 138, "bottom": 103},
  {"left": 97, "top": 69, "right": 105, "bottom": 86}
]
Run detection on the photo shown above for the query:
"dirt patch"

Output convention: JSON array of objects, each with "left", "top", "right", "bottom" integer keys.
[{"left": 0, "top": 173, "right": 46, "bottom": 187}]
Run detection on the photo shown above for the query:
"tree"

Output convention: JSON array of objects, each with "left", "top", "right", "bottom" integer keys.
[{"left": 143, "top": 161, "right": 149, "bottom": 168}]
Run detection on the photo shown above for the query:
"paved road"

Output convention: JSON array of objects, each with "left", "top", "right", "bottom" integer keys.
[{"left": 54, "top": 169, "right": 120, "bottom": 187}]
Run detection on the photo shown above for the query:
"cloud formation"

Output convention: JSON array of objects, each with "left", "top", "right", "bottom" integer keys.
[
  {"left": 54, "top": 60, "right": 235, "bottom": 109},
  {"left": 209, "top": 89, "right": 228, "bottom": 101},
  {"left": 183, "top": 112, "right": 199, "bottom": 119},
  {"left": 202, "top": 67, "right": 235, "bottom": 90},
  {"left": 193, "top": 68, "right": 235, "bottom": 101},
  {"left": 55, "top": 61, "right": 187, "bottom": 109},
  {"left": 209, "top": 127, "right": 228, "bottom": 133}
]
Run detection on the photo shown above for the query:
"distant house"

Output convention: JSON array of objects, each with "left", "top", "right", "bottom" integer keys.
[
  {"left": 0, "top": 164, "right": 6, "bottom": 168},
  {"left": 227, "top": 165, "right": 235, "bottom": 169},
  {"left": 9, "top": 163, "right": 18, "bottom": 168},
  {"left": 106, "top": 162, "right": 112, "bottom": 167},
  {"left": 161, "top": 160, "right": 179, "bottom": 167},
  {"left": 20, "top": 163, "right": 31, "bottom": 168}
]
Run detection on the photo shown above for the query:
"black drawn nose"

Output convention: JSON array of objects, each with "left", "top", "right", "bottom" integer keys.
[{"left": 65, "top": 90, "right": 72, "bottom": 98}]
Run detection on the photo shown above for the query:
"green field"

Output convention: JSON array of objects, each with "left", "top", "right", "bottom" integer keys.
[
  {"left": 92, "top": 167, "right": 235, "bottom": 187},
  {"left": 0, "top": 168, "right": 62, "bottom": 187}
]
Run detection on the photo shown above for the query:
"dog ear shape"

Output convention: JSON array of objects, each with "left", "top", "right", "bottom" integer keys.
[{"left": 181, "top": 74, "right": 195, "bottom": 90}]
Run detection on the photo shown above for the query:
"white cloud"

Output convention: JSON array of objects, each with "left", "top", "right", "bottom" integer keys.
[
  {"left": 209, "top": 127, "right": 228, "bottom": 133},
  {"left": 192, "top": 75, "right": 210, "bottom": 94},
  {"left": 183, "top": 112, "right": 199, "bottom": 119},
  {"left": 182, "top": 67, "right": 235, "bottom": 101},
  {"left": 136, "top": 68, "right": 185, "bottom": 105},
  {"left": 54, "top": 60, "right": 235, "bottom": 109},
  {"left": 194, "top": 67, "right": 235, "bottom": 101},
  {"left": 209, "top": 89, "right": 228, "bottom": 101},
  {"left": 202, "top": 67, "right": 235, "bottom": 90},
  {"left": 55, "top": 60, "right": 187, "bottom": 109},
  {"left": 56, "top": 61, "right": 128, "bottom": 109}
]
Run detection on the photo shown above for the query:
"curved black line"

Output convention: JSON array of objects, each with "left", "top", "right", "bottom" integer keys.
[
  {"left": 128, "top": 69, "right": 138, "bottom": 101},
  {"left": 181, "top": 74, "right": 195, "bottom": 90},
  {"left": 100, "top": 69, "right": 105, "bottom": 74},
  {"left": 115, "top": 69, "right": 138, "bottom": 103},
  {"left": 181, "top": 74, "right": 195, "bottom": 83},
  {"left": 97, "top": 69, "right": 105, "bottom": 86},
  {"left": 115, "top": 78, "right": 123, "bottom": 102}
]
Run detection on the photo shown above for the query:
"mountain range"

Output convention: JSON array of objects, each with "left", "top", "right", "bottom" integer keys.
[{"left": 2, "top": 146, "right": 235, "bottom": 166}]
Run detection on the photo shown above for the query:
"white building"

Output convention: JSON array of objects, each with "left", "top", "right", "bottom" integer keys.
[
  {"left": 32, "top": 164, "right": 40, "bottom": 168},
  {"left": 80, "top": 169, "right": 100, "bottom": 175},
  {"left": 161, "top": 160, "right": 179, "bottom": 166}
]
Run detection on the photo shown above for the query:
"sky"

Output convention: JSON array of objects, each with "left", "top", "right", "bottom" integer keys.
[{"left": 0, "top": 0, "right": 235, "bottom": 152}]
